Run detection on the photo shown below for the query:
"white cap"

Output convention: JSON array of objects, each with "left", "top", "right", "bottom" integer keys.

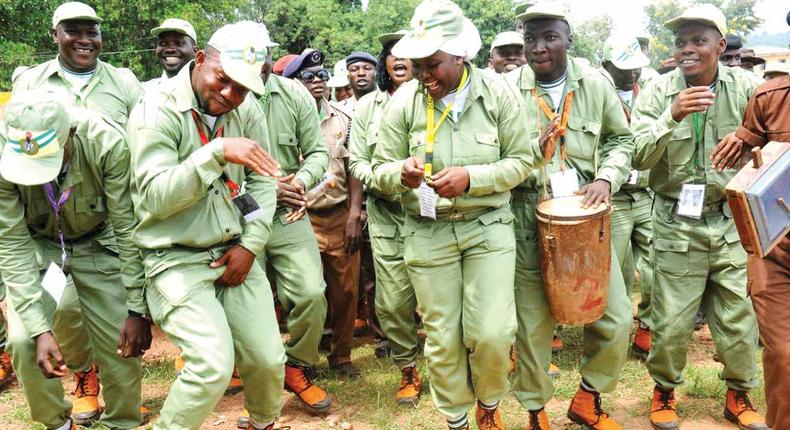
[
  {"left": 603, "top": 35, "right": 650, "bottom": 70},
  {"left": 763, "top": 63, "right": 790, "bottom": 76},
  {"left": 151, "top": 18, "right": 197, "bottom": 43},
  {"left": 52, "top": 2, "right": 102, "bottom": 28},
  {"left": 207, "top": 21, "right": 278, "bottom": 95},
  {"left": 664, "top": 4, "right": 727, "bottom": 37},
  {"left": 393, "top": 0, "right": 481, "bottom": 61},
  {"left": 326, "top": 60, "right": 350, "bottom": 88},
  {"left": 491, "top": 31, "right": 524, "bottom": 53}
]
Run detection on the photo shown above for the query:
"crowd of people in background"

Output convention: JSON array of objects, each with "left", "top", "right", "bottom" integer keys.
[{"left": 0, "top": 1, "right": 788, "bottom": 430}]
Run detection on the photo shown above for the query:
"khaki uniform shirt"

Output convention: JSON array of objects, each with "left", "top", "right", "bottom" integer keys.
[
  {"left": 349, "top": 89, "right": 398, "bottom": 201},
  {"left": 506, "top": 57, "right": 634, "bottom": 195},
  {"left": 126, "top": 63, "right": 276, "bottom": 266},
  {"left": 735, "top": 75, "right": 790, "bottom": 146},
  {"left": 631, "top": 64, "right": 762, "bottom": 203},
  {"left": 0, "top": 109, "right": 146, "bottom": 337},
  {"left": 306, "top": 97, "right": 351, "bottom": 210},
  {"left": 256, "top": 75, "right": 328, "bottom": 191},
  {"left": 142, "top": 71, "right": 170, "bottom": 94},
  {"left": 13, "top": 58, "right": 143, "bottom": 128},
  {"left": 372, "top": 65, "right": 536, "bottom": 217}
]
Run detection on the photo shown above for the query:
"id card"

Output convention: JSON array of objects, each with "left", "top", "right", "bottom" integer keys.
[
  {"left": 627, "top": 169, "right": 639, "bottom": 185},
  {"left": 232, "top": 193, "right": 265, "bottom": 223},
  {"left": 419, "top": 181, "right": 438, "bottom": 220},
  {"left": 549, "top": 168, "right": 580, "bottom": 198},
  {"left": 42, "top": 262, "right": 67, "bottom": 305},
  {"left": 677, "top": 184, "right": 705, "bottom": 219}
]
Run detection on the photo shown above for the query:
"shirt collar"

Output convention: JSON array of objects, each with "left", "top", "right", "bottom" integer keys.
[
  {"left": 172, "top": 61, "right": 199, "bottom": 113},
  {"left": 668, "top": 63, "right": 732, "bottom": 96}
]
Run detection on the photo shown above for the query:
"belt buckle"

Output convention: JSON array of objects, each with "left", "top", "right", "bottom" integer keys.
[{"left": 448, "top": 212, "right": 463, "bottom": 222}]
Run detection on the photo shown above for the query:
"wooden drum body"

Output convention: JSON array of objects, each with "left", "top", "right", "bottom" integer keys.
[{"left": 536, "top": 196, "right": 612, "bottom": 325}]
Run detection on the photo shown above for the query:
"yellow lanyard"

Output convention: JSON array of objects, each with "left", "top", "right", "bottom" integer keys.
[{"left": 424, "top": 67, "right": 469, "bottom": 180}]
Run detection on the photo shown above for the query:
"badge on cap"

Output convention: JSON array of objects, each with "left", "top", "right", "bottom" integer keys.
[
  {"left": 243, "top": 46, "right": 258, "bottom": 64},
  {"left": 20, "top": 132, "right": 40, "bottom": 155},
  {"left": 310, "top": 51, "right": 322, "bottom": 63}
]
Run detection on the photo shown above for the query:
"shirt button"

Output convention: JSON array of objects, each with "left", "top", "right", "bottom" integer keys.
[
  {"left": 225, "top": 228, "right": 230, "bottom": 233},
  {"left": 215, "top": 190, "right": 220, "bottom": 195},
  {"left": 90, "top": 204, "right": 96, "bottom": 209}
]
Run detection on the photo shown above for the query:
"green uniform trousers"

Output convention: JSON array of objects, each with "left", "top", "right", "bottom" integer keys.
[
  {"left": 259, "top": 211, "right": 327, "bottom": 367},
  {"left": 6, "top": 236, "right": 142, "bottom": 430},
  {"left": 647, "top": 196, "right": 759, "bottom": 391},
  {"left": 511, "top": 192, "right": 631, "bottom": 411},
  {"left": 367, "top": 195, "right": 419, "bottom": 368},
  {"left": 145, "top": 245, "right": 286, "bottom": 430},
  {"left": 402, "top": 207, "right": 517, "bottom": 419},
  {"left": 610, "top": 191, "right": 653, "bottom": 326}
]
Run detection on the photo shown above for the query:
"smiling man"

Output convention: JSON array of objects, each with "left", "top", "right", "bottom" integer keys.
[
  {"left": 488, "top": 31, "right": 526, "bottom": 74},
  {"left": 507, "top": 3, "right": 635, "bottom": 429},
  {"left": 630, "top": 5, "right": 766, "bottom": 430},
  {"left": 126, "top": 22, "right": 285, "bottom": 430},
  {"left": 143, "top": 18, "right": 198, "bottom": 93}
]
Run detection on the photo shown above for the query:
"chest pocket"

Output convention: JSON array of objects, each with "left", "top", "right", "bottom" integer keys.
[
  {"left": 565, "top": 117, "right": 600, "bottom": 160},
  {"left": 408, "top": 133, "right": 426, "bottom": 158},
  {"left": 278, "top": 132, "right": 298, "bottom": 147},
  {"left": 666, "top": 126, "right": 694, "bottom": 166},
  {"left": 473, "top": 132, "right": 500, "bottom": 164}
]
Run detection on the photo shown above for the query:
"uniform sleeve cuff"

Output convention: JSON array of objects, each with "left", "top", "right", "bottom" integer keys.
[
  {"left": 735, "top": 125, "right": 767, "bottom": 148},
  {"left": 465, "top": 165, "right": 494, "bottom": 196},
  {"left": 239, "top": 237, "right": 264, "bottom": 257},
  {"left": 378, "top": 160, "right": 409, "bottom": 194},
  {"left": 294, "top": 172, "right": 312, "bottom": 191},
  {"left": 190, "top": 140, "right": 225, "bottom": 185}
]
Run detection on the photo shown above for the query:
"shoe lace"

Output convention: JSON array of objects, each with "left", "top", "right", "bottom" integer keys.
[
  {"left": 656, "top": 390, "right": 675, "bottom": 411},
  {"left": 528, "top": 411, "right": 543, "bottom": 429},
  {"left": 592, "top": 392, "right": 610, "bottom": 423},
  {"left": 295, "top": 366, "right": 313, "bottom": 388},
  {"left": 74, "top": 371, "right": 89, "bottom": 397},
  {"left": 402, "top": 368, "right": 416, "bottom": 387},
  {"left": 734, "top": 391, "right": 756, "bottom": 412},
  {"left": 479, "top": 408, "right": 502, "bottom": 429}
]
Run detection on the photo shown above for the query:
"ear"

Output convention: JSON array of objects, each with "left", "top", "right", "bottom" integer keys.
[
  {"left": 715, "top": 36, "right": 727, "bottom": 56},
  {"left": 194, "top": 50, "right": 206, "bottom": 69},
  {"left": 566, "top": 33, "right": 573, "bottom": 50},
  {"left": 50, "top": 27, "right": 58, "bottom": 44},
  {"left": 454, "top": 55, "right": 465, "bottom": 66},
  {"left": 487, "top": 58, "right": 493, "bottom": 68}
]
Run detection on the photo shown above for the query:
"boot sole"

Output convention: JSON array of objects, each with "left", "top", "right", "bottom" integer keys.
[
  {"left": 567, "top": 410, "right": 596, "bottom": 430},
  {"left": 224, "top": 386, "right": 244, "bottom": 396},
  {"left": 724, "top": 408, "right": 769, "bottom": 430},
  {"left": 73, "top": 409, "right": 103, "bottom": 426},
  {"left": 285, "top": 386, "right": 332, "bottom": 413},
  {"left": 649, "top": 419, "right": 680, "bottom": 430},
  {"left": 631, "top": 344, "right": 649, "bottom": 360},
  {"left": 396, "top": 395, "right": 420, "bottom": 406},
  {"left": 236, "top": 416, "right": 249, "bottom": 429}
]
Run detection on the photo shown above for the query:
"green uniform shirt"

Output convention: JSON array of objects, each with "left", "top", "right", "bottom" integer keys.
[
  {"left": 506, "top": 57, "right": 634, "bottom": 195},
  {"left": 349, "top": 89, "right": 398, "bottom": 201},
  {"left": 256, "top": 74, "right": 328, "bottom": 191},
  {"left": 0, "top": 109, "right": 146, "bottom": 337},
  {"left": 371, "top": 65, "right": 536, "bottom": 216},
  {"left": 126, "top": 63, "right": 277, "bottom": 260},
  {"left": 630, "top": 64, "right": 762, "bottom": 203},
  {"left": 13, "top": 58, "right": 143, "bottom": 128}
]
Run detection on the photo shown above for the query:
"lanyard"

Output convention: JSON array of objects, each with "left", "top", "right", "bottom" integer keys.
[
  {"left": 190, "top": 110, "right": 241, "bottom": 197},
  {"left": 532, "top": 88, "right": 574, "bottom": 169},
  {"left": 42, "top": 182, "right": 73, "bottom": 268},
  {"left": 424, "top": 67, "right": 469, "bottom": 180},
  {"left": 692, "top": 111, "right": 707, "bottom": 175}
]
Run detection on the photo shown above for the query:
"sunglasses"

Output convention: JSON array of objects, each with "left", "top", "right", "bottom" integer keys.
[{"left": 297, "top": 69, "right": 330, "bottom": 82}]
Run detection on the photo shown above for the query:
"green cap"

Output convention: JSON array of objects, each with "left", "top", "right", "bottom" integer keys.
[
  {"left": 1, "top": 91, "right": 72, "bottom": 186},
  {"left": 517, "top": 1, "right": 569, "bottom": 24},
  {"left": 603, "top": 35, "right": 650, "bottom": 70},
  {"left": 207, "top": 21, "right": 278, "bottom": 95},
  {"left": 392, "top": 0, "right": 466, "bottom": 60},
  {"left": 490, "top": 31, "right": 524, "bottom": 53},
  {"left": 378, "top": 29, "right": 408, "bottom": 48},
  {"left": 151, "top": 18, "right": 197, "bottom": 43},
  {"left": 514, "top": 1, "right": 536, "bottom": 17},
  {"left": 664, "top": 3, "right": 727, "bottom": 37},
  {"left": 51, "top": 2, "right": 102, "bottom": 28}
]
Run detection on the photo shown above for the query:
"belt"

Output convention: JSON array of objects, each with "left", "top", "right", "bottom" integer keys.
[
  {"left": 63, "top": 221, "right": 108, "bottom": 244},
  {"left": 433, "top": 207, "right": 494, "bottom": 222},
  {"left": 140, "top": 240, "right": 239, "bottom": 258}
]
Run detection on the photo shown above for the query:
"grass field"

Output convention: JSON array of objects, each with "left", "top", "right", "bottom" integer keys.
[{"left": 0, "top": 317, "right": 765, "bottom": 430}]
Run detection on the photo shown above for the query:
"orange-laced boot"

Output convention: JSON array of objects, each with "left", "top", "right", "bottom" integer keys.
[
  {"left": 551, "top": 335, "right": 564, "bottom": 353},
  {"left": 396, "top": 366, "right": 421, "bottom": 405},
  {"left": 225, "top": 367, "right": 243, "bottom": 395},
  {"left": 724, "top": 389, "right": 768, "bottom": 430},
  {"left": 547, "top": 363, "right": 560, "bottom": 379},
  {"left": 174, "top": 354, "right": 185, "bottom": 375},
  {"left": 649, "top": 386, "right": 679, "bottom": 430},
  {"left": 632, "top": 324, "right": 651, "bottom": 359},
  {"left": 526, "top": 408, "right": 551, "bottom": 430},
  {"left": 567, "top": 385, "right": 622, "bottom": 430},
  {"left": 476, "top": 402, "right": 506, "bottom": 430},
  {"left": 284, "top": 363, "right": 331, "bottom": 412},
  {"left": 0, "top": 350, "right": 15, "bottom": 391},
  {"left": 245, "top": 422, "right": 276, "bottom": 430},
  {"left": 72, "top": 363, "right": 102, "bottom": 425}
]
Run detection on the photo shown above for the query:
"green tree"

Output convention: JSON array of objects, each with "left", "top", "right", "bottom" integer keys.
[{"left": 569, "top": 15, "right": 613, "bottom": 66}]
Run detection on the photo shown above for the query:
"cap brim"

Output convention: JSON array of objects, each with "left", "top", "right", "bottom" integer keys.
[
  {"left": 611, "top": 52, "right": 651, "bottom": 71},
  {"left": 741, "top": 56, "right": 766, "bottom": 65},
  {"left": 378, "top": 32, "right": 405, "bottom": 47},
  {"left": 391, "top": 34, "right": 444, "bottom": 60},
  {"left": 327, "top": 76, "right": 350, "bottom": 87},
  {"left": 664, "top": 17, "right": 723, "bottom": 36},
  {"left": 517, "top": 11, "right": 567, "bottom": 23},
  {"left": 56, "top": 15, "right": 103, "bottom": 27},
  {"left": 151, "top": 27, "right": 193, "bottom": 39},
  {"left": 0, "top": 143, "right": 63, "bottom": 186},
  {"left": 219, "top": 56, "right": 266, "bottom": 95}
]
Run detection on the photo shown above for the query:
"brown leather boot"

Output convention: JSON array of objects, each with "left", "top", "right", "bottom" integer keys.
[
  {"left": 0, "top": 350, "right": 15, "bottom": 391},
  {"left": 476, "top": 402, "right": 506, "bottom": 430},
  {"left": 551, "top": 335, "right": 564, "bottom": 353},
  {"left": 567, "top": 385, "right": 622, "bottom": 430},
  {"left": 284, "top": 363, "right": 331, "bottom": 412},
  {"left": 526, "top": 408, "right": 551, "bottom": 430},
  {"left": 225, "top": 367, "right": 243, "bottom": 395},
  {"left": 724, "top": 389, "right": 768, "bottom": 430},
  {"left": 649, "top": 386, "right": 679, "bottom": 430},
  {"left": 632, "top": 325, "right": 651, "bottom": 359},
  {"left": 72, "top": 363, "right": 103, "bottom": 425},
  {"left": 396, "top": 366, "right": 421, "bottom": 405}
]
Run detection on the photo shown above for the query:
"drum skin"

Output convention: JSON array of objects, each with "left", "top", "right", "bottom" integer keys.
[{"left": 536, "top": 196, "right": 612, "bottom": 325}]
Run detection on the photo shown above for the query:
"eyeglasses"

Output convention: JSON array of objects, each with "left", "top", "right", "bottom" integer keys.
[{"left": 297, "top": 69, "right": 330, "bottom": 82}]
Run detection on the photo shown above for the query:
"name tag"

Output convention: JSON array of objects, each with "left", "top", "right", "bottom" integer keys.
[
  {"left": 550, "top": 168, "right": 580, "bottom": 198},
  {"left": 627, "top": 169, "right": 639, "bottom": 185},
  {"left": 232, "top": 193, "right": 264, "bottom": 223},
  {"left": 677, "top": 183, "right": 705, "bottom": 219},
  {"left": 42, "top": 262, "right": 67, "bottom": 305},
  {"left": 419, "top": 181, "right": 437, "bottom": 220}
]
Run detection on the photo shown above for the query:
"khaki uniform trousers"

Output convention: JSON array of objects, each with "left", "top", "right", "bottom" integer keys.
[
  {"left": 259, "top": 211, "right": 327, "bottom": 367},
  {"left": 511, "top": 192, "right": 631, "bottom": 411},
  {"left": 402, "top": 207, "right": 517, "bottom": 419},
  {"left": 309, "top": 204, "right": 360, "bottom": 364},
  {"left": 367, "top": 195, "right": 419, "bottom": 367},
  {"left": 647, "top": 196, "right": 758, "bottom": 391},
  {"left": 145, "top": 245, "right": 285, "bottom": 430},
  {"left": 7, "top": 236, "right": 142, "bottom": 429}
]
